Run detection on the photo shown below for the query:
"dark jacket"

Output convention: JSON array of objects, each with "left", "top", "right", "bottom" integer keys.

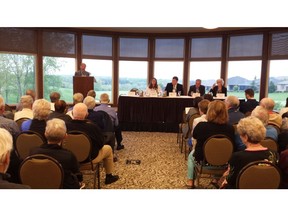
[
  {"left": 74, "top": 70, "right": 90, "bottom": 77},
  {"left": 239, "top": 99, "right": 259, "bottom": 115},
  {"left": 0, "top": 173, "right": 30, "bottom": 189},
  {"left": 188, "top": 85, "right": 205, "bottom": 96},
  {"left": 164, "top": 83, "right": 184, "bottom": 95},
  {"left": 209, "top": 86, "right": 227, "bottom": 97}
]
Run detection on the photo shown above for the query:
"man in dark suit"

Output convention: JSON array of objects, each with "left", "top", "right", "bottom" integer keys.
[
  {"left": 74, "top": 63, "right": 91, "bottom": 77},
  {"left": 188, "top": 79, "right": 205, "bottom": 96},
  {"left": 164, "top": 76, "right": 184, "bottom": 95}
]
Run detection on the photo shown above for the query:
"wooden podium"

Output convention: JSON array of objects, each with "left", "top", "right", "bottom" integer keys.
[{"left": 73, "top": 76, "right": 94, "bottom": 96}]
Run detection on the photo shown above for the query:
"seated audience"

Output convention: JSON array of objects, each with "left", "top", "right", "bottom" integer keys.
[
  {"left": 251, "top": 106, "right": 278, "bottom": 141},
  {"left": 279, "top": 141, "right": 288, "bottom": 189},
  {"left": 185, "top": 97, "right": 203, "bottom": 122},
  {"left": 203, "top": 93, "right": 213, "bottom": 102},
  {"left": 145, "top": 77, "right": 162, "bottom": 96},
  {"left": 66, "top": 92, "right": 84, "bottom": 118},
  {"left": 21, "top": 99, "right": 51, "bottom": 140},
  {"left": 186, "top": 100, "right": 235, "bottom": 189},
  {"left": 48, "top": 100, "right": 72, "bottom": 123},
  {"left": 278, "top": 117, "right": 288, "bottom": 153},
  {"left": 209, "top": 78, "right": 227, "bottom": 97},
  {"left": 14, "top": 95, "right": 34, "bottom": 121},
  {"left": 49, "top": 91, "right": 61, "bottom": 111},
  {"left": 260, "top": 97, "right": 282, "bottom": 129},
  {"left": 222, "top": 116, "right": 278, "bottom": 189},
  {"left": 87, "top": 90, "right": 96, "bottom": 99},
  {"left": 239, "top": 88, "right": 259, "bottom": 116},
  {"left": 94, "top": 93, "right": 124, "bottom": 150},
  {"left": 30, "top": 118, "right": 82, "bottom": 189},
  {"left": 225, "top": 95, "right": 245, "bottom": 125},
  {"left": 0, "top": 128, "right": 30, "bottom": 189},
  {"left": 279, "top": 97, "right": 288, "bottom": 117},
  {"left": 66, "top": 103, "right": 119, "bottom": 184},
  {"left": 187, "top": 79, "right": 205, "bottom": 96},
  {"left": 16, "top": 89, "right": 36, "bottom": 111},
  {"left": 164, "top": 76, "right": 184, "bottom": 95}
]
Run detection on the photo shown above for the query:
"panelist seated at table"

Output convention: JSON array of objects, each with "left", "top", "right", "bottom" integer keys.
[
  {"left": 209, "top": 78, "right": 227, "bottom": 97},
  {"left": 164, "top": 76, "right": 184, "bottom": 95},
  {"left": 188, "top": 79, "right": 205, "bottom": 97},
  {"left": 145, "top": 77, "right": 162, "bottom": 96}
]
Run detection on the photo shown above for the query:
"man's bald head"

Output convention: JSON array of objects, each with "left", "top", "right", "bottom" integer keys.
[{"left": 72, "top": 103, "right": 88, "bottom": 120}]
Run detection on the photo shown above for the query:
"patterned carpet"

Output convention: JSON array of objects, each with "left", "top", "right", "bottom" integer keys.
[{"left": 83, "top": 131, "right": 214, "bottom": 189}]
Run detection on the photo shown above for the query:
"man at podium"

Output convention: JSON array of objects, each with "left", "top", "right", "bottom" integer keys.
[{"left": 74, "top": 63, "right": 91, "bottom": 77}]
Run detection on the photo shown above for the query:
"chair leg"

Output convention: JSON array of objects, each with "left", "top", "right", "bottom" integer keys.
[{"left": 93, "top": 163, "right": 101, "bottom": 189}]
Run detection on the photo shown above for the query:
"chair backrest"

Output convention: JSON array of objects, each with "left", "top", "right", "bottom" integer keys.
[
  {"left": 260, "top": 137, "right": 278, "bottom": 152},
  {"left": 15, "top": 117, "right": 30, "bottom": 128},
  {"left": 15, "top": 131, "right": 45, "bottom": 160},
  {"left": 19, "top": 154, "right": 64, "bottom": 189},
  {"left": 203, "top": 134, "right": 234, "bottom": 166},
  {"left": 236, "top": 160, "right": 281, "bottom": 189},
  {"left": 183, "top": 113, "right": 200, "bottom": 138},
  {"left": 62, "top": 131, "right": 92, "bottom": 163}
]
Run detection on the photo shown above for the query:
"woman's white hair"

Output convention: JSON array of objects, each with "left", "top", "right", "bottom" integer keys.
[
  {"left": 0, "top": 128, "right": 13, "bottom": 163},
  {"left": 32, "top": 99, "right": 51, "bottom": 120},
  {"left": 216, "top": 78, "right": 224, "bottom": 85},
  {"left": 83, "top": 96, "right": 96, "bottom": 109},
  {"left": 45, "top": 118, "right": 66, "bottom": 143}
]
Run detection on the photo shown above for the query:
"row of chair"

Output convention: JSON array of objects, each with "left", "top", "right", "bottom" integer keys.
[{"left": 16, "top": 130, "right": 101, "bottom": 189}]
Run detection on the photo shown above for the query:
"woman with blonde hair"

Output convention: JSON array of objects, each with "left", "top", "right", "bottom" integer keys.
[{"left": 186, "top": 100, "right": 235, "bottom": 188}]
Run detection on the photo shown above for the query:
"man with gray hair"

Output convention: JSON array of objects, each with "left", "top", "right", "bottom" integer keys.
[
  {"left": 0, "top": 128, "right": 30, "bottom": 189},
  {"left": 66, "top": 92, "right": 84, "bottom": 118},
  {"left": 66, "top": 103, "right": 119, "bottom": 185},
  {"left": 260, "top": 97, "right": 282, "bottom": 129},
  {"left": 225, "top": 95, "right": 245, "bottom": 125},
  {"left": 14, "top": 95, "right": 34, "bottom": 121},
  {"left": 30, "top": 118, "right": 82, "bottom": 189}
]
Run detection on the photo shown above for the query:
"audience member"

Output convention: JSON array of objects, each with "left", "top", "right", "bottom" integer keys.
[
  {"left": 66, "top": 103, "right": 119, "bottom": 184},
  {"left": 164, "top": 76, "right": 184, "bottom": 95},
  {"left": 260, "top": 97, "right": 282, "bottom": 129},
  {"left": 279, "top": 97, "right": 288, "bottom": 117},
  {"left": 185, "top": 97, "right": 203, "bottom": 122},
  {"left": 222, "top": 116, "right": 278, "bottom": 189},
  {"left": 186, "top": 100, "right": 235, "bottom": 188},
  {"left": 203, "top": 93, "right": 213, "bottom": 101},
  {"left": 87, "top": 90, "right": 96, "bottom": 99},
  {"left": 16, "top": 89, "right": 36, "bottom": 111},
  {"left": 49, "top": 91, "right": 61, "bottom": 111},
  {"left": 239, "top": 88, "right": 259, "bottom": 116},
  {"left": 145, "top": 77, "right": 162, "bottom": 96},
  {"left": 30, "top": 118, "right": 82, "bottom": 189},
  {"left": 209, "top": 78, "right": 227, "bottom": 97},
  {"left": 94, "top": 93, "right": 124, "bottom": 151},
  {"left": 0, "top": 128, "right": 30, "bottom": 189},
  {"left": 14, "top": 95, "right": 34, "bottom": 121},
  {"left": 251, "top": 106, "right": 278, "bottom": 141},
  {"left": 66, "top": 92, "right": 84, "bottom": 118},
  {"left": 21, "top": 99, "right": 51, "bottom": 140},
  {"left": 187, "top": 79, "right": 205, "bottom": 96},
  {"left": 48, "top": 100, "right": 72, "bottom": 123},
  {"left": 225, "top": 95, "right": 245, "bottom": 125},
  {"left": 278, "top": 117, "right": 288, "bottom": 153},
  {"left": 279, "top": 136, "right": 288, "bottom": 188}
]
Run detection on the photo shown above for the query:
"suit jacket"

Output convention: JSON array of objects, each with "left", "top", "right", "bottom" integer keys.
[
  {"left": 74, "top": 70, "right": 90, "bottom": 77},
  {"left": 164, "top": 83, "right": 184, "bottom": 95},
  {"left": 188, "top": 85, "right": 205, "bottom": 96},
  {"left": 209, "top": 86, "right": 227, "bottom": 97}
]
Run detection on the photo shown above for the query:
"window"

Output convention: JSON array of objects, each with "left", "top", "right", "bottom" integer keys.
[
  {"left": 268, "top": 60, "right": 288, "bottom": 110},
  {"left": 189, "top": 61, "right": 221, "bottom": 94},
  {"left": 120, "top": 38, "right": 148, "bottom": 58},
  {"left": 82, "top": 35, "right": 112, "bottom": 57},
  {"left": 271, "top": 32, "right": 288, "bottom": 57},
  {"left": 0, "top": 53, "right": 35, "bottom": 104},
  {"left": 154, "top": 61, "right": 184, "bottom": 91},
  {"left": 43, "top": 57, "right": 75, "bottom": 103},
  {"left": 119, "top": 61, "right": 148, "bottom": 95},
  {"left": 229, "top": 34, "right": 263, "bottom": 57},
  {"left": 227, "top": 60, "right": 262, "bottom": 99},
  {"left": 191, "top": 37, "right": 222, "bottom": 58},
  {"left": 82, "top": 59, "right": 113, "bottom": 102},
  {"left": 155, "top": 39, "right": 184, "bottom": 58}
]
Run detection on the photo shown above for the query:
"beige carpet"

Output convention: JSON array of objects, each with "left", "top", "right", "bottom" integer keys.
[{"left": 83, "top": 131, "right": 214, "bottom": 189}]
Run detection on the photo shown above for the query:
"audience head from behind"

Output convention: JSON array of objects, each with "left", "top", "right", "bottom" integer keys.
[
  {"left": 100, "top": 93, "right": 110, "bottom": 104},
  {"left": 203, "top": 93, "right": 213, "bottom": 101},
  {"left": 225, "top": 95, "right": 240, "bottom": 109},
  {"left": 83, "top": 96, "right": 96, "bottom": 110},
  {"left": 32, "top": 99, "right": 51, "bottom": 120},
  {"left": 0, "top": 128, "right": 13, "bottom": 173},
  {"left": 25, "top": 89, "right": 36, "bottom": 101},
  {"left": 244, "top": 88, "right": 255, "bottom": 99},
  {"left": 20, "top": 95, "right": 33, "bottom": 109},
  {"left": 54, "top": 100, "right": 68, "bottom": 114},
  {"left": 251, "top": 106, "right": 269, "bottom": 126},
  {"left": 237, "top": 116, "right": 266, "bottom": 145},
  {"left": 49, "top": 92, "right": 61, "bottom": 103},
  {"left": 72, "top": 103, "right": 88, "bottom": 120},
  {"left": 206, "top": 100, "right": 228, "bottom": 124},
  {"left": 73, "top": 93, "right": 84, "bottom": 105},
  {"left": 87, "top": 90, "right": 96, "bottom": 99},
  {"left": 260, "top": 97, "right": 275, "bottom": 111},
  {"left": 198, "top": 99, "right": 210, "bottom": 115},
  {"left": 193, "top": 97, "right": 203, "bottom": 109},
  {"left": 45, "top": 118, "right": 67, "bottom": 144}
]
